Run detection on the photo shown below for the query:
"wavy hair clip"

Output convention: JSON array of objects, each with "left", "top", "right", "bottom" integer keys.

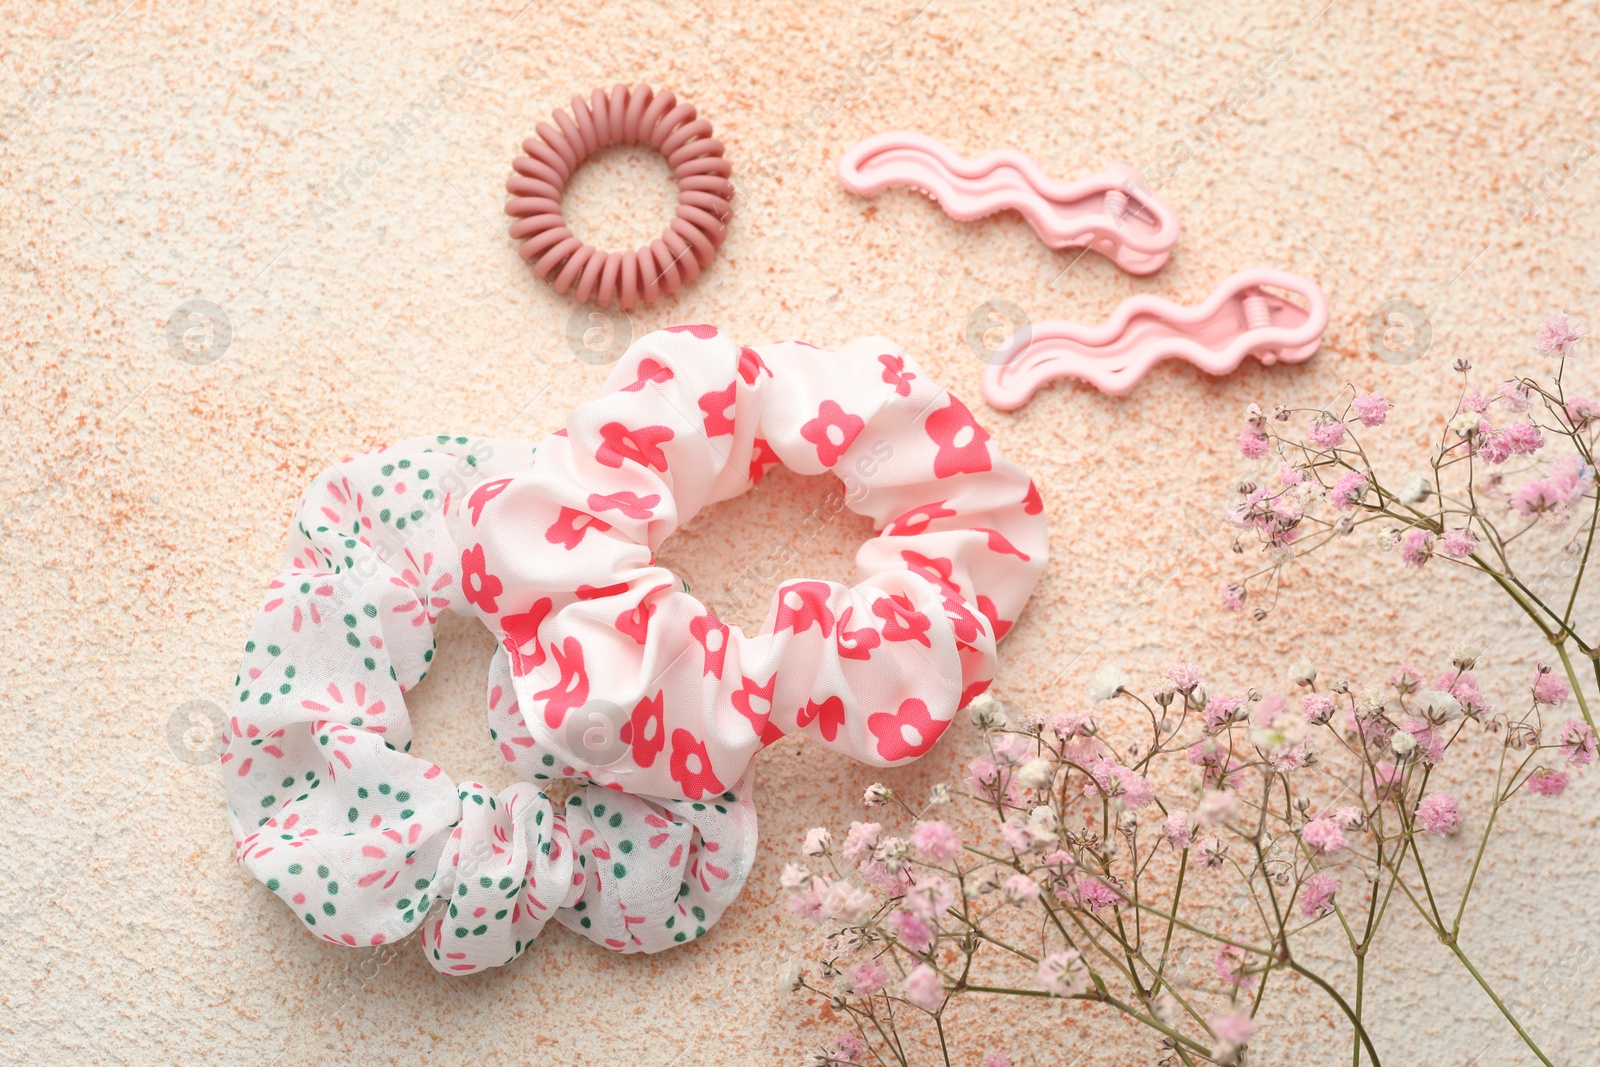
[
  {"left": 837, "top": 131, "right": 1180, "bottom": 275},
  {"left": 980, "top": 269, "right": 1329, "bottom": 407}
]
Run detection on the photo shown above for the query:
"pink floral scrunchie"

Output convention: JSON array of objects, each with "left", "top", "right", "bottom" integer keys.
[{"left": 224, "top": 326, "right": 1048, "bottom": 974}]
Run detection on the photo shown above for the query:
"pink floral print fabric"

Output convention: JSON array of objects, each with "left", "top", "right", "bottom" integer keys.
[{"left": 224, "top": 326, "right": 1047, "bottom": 974}]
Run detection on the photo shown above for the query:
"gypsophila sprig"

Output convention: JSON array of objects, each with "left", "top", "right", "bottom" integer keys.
[
  {"left": 780, "top": 661, "right": 1590, "bottom": 1067},
  {"left": 1227, "top": 314, "right": 1598, "bottom": 736}
]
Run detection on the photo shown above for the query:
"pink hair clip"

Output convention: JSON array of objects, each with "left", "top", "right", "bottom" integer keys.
[
  {"left": 838, "top": 131, "right": 1180, "bottom": 275},
  {"left": 980, "top": 269, "right": 1329, "bottom": 407}
]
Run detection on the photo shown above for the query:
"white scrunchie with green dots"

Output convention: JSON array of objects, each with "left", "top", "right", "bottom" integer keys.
[{"left": 225, "top": 435, "right": 754, "bottom": 972}]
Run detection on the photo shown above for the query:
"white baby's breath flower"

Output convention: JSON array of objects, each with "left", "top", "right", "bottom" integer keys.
[
  {"left": 1374, "top": 526, "right": 1402, "bottom": 551},
  {"left": 1017, "top": 757, "right": 1055, "bottom": 790},
  {"left": 967, "top": 867, "right": 1004, "bottom": 896},
  {"left": 1089, "top": 664, "right": 1129, "bottom": 702},
  {"left": 801, "top": 827, "right": 831, "bottom": 856},
  {"left": 1450, "top": 639, "right": 1486, "bottom": 670},
  {"left": 1449, "top": 412, "right": 1482, "bottom": 438},
  {"left": 863, "top": 783, "right": 891, "bottom": 807},
  {"left": 926, "top": 783, "right": 951, "bottom": 806},
  {"left": 820, "top": 880, "right": 876, "bottom": 925},
  {"left": 1287, "top": 660, "right": 1317, "bottom": 686},
  {"left": 780, "top": 862, "right": 812, "bottom": 890},
  {"left": 1398, "top": 472, "right": 1433, "bottom": 505},
  {"left": 777, "top": 961, "right": 803, "bottom": 994},
  {"left": 1418, "top": 689, "right": 1462, "bottom": 722},
  {"left": 968, "top": 692, "right": 1007, "bottom": 728},
  {"left": 1390, "top": 730, "right": 1417, "bottom": 757}
]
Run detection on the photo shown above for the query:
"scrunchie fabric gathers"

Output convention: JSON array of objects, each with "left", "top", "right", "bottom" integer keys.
[{"left": 223, "top": 326, "right": 1048, "bottom": 974}]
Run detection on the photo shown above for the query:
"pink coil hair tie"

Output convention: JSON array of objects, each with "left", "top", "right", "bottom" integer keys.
[{"left": 504, "top": 84, "right": 733, "bottom": 308}]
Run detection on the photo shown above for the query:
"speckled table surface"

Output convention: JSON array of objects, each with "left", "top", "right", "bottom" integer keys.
[{"left": 3, "top": 1, "right": 1598, "bottom": 1063}]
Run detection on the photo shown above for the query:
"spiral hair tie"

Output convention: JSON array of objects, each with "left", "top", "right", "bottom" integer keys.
[
  {"left": 504, "top": 84, "right": 733, "bottom": 309},
  {"left": 224, "top": 327, "right": 1047, "bottom": 974}
]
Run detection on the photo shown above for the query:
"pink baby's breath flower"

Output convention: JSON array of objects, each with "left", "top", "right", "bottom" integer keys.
[
  {"left": 1535, "top": 311, "right": 1587, "bottom": 357},
  {"left": 1220, "top": 583, "right": 1245, "bottom": 612},
  {"left": 857, "top": 857, "right": 906, "bottom": 897},
  {"left": 1165, "top": 810, "right": 1193, "bottom": 850},
  {"left": 1329, "top": 470, "right": 1368, "bottom": 511},
  {"left": 1188, "top": 741, "right": 1243, "bottom": 789},
  {"left": 1082, "top": 756, "right": 1155, "bottom": 808},
  {"left": 1351, "top": 391, "right": 1392, "bottom": 426},
  {"left": 1001, "top": 873, "right": 1041, "bottom": 904},
  {"left": 1437, "top": 670, "right": 1490, "bottom": 717},
  {"left": 965, "top": 756, "right": 1004, "bottom": 803},
  {"left": 888, "top": 907, "right": 935, "bottom": 953},
  {"left": 902, "top": 875, "right": 955, "bottom": 922},
  {"left": 1036, "top": 949, "right": 1090, "bottom": 997},
  {"left": 1400, "top": 529, "right": 1435, "bottom": 568},
  {"left": 1415, "top": 792, "right": 1461, "bottom": 835},
  {"left": 1532, "top": 670, "right": 1570, "bottom": 706},
  {"left": 1278, "top": 461, "right": 1305, "bottom": 485},
  {"left": 787, "top": 881, "right": 827, "bottom": 923},
  {"left": 1210, "top": 1012, "right": 1255, "bottom": 1064},
  {"left": 1559, "top": 719, "right": 1597, "bottom": 766},
  {"left": 909, "top": 820, "right": 962, "bottom": 863},
  {"left": 1461, "top": 389, "right": 1491, "bottom": 414},
  {"left": 1390, "top": 664, "right": 1423, "bottom": 692},
  {"left": 1167, "top": 663, "right": 1203, "bottom": 691},
  {"left": 1198, "top": 836, "right": 1228, "bottom": 870},
  {"left": 1120, "top": 770, "right": 1155, "bottom": 809},
  {"left": 1480, "top": 420, "right": 1546, "bottom": 464},
  {"left": 1001, "top": 818, "right": 1033, "bottom": 854},
  {"left": 1513, "top": 456, "right": 1594, "bottom": 518},
  {"left": 1403, "top": 717, "right": 1445, "bottom": 765},
  {"left": 826, "top": 1033, "right": 865, "bottom": 1063},
  {"left": 1308, "top": 416, "right": 1348, "bottom": 448},
  {"left": 846, "top": 957, "right": 889, "bottom": 996},
  {"left": 1301, "top": 692, "right": 1336, "bottom": 725},
  {"left": 983, "top": 1055, "right": 1015, "bottom": 1067},
  {"left": 1300, "top": 872, "right": 1341, "bottom": 916},
  {"left": 841, "top": 821, "right": 881, "bottom": 864},
  {"left": 1302, "top": 815, "right": 1348, "bottom": 854},
  {"left": 1238, "top": 429, "right": 1270, "bottom": 459},
  {"left": 1203, "top": 695, "right": 1247, "bottom": 731},
  {"left": 1528, "top": 768, "right": 1570, "bottom": 796},
  {"left": 1214, "top": 945, "right": 1257, "bottom": 990},
  {"left": 1196, "top": 789, "right": 1239, "bottom": 825},
  {"left": 1497, "top": 379, "right": 1533, "bottom": 413},
  {"left": 989, "top": 731, "right": 1032, "bottom": 767},
  {"left": 1039, "top": 850, "right": 1076, "bottom": 878},
  {"left": 1440, "top": 528, "right": 1479, "bottom": 559},
  {"left": 1075, "top": 876, "right": 1121, "bottom": 913},
  {"left": 902, "top": 963, "right": 944, "bottom": 1012},
  {"left": 1566, "top": 396, "right": 1599, "bottom": 427},
  {"left": 1050, "top": 710, "right": 1097, "bottom": 740}
]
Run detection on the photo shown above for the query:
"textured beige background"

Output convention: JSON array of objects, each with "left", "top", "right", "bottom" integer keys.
[{"left": 3, "top": 0, "right": 1598, "bottom": 1063}]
